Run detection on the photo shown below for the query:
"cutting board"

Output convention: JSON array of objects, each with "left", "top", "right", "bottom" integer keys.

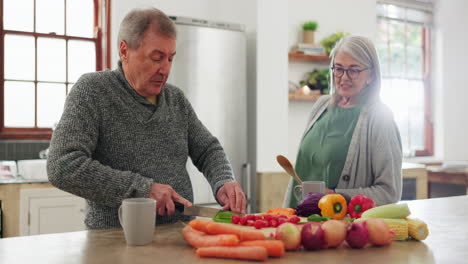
[
  {"left": 200, "top": 216, "right": 308, "bottom": 238},
  {"left": 223, "top": 222, "right": 277, "bottom": 238}
]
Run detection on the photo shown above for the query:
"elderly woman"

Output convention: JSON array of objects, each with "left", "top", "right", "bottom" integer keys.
[{"left": 284, "top": 35, "right": 402, "bottom": 208}]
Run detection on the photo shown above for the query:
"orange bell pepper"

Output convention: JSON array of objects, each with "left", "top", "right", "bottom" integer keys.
[{"left": 318, "top": 194, "right": 347, "bottom": 220}]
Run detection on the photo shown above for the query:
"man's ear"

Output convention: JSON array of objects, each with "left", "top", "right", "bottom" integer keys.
[{"left": 119, "top": 41, "right": 128, "bottom": 61}]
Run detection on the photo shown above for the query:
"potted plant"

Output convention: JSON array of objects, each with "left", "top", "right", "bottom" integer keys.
[
  {"left": 302, "top": 21, "right": 318, "bottom": 44},
  {"left": 320, "top": 32, "right": 348, "bottom": 55},
  {"left": 299, "top": 69, "right": 330, "bottom": 95}
]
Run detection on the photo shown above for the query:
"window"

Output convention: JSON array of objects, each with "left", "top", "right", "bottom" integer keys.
[
  {"left": 0, "top": 0, "right": 111, "bottom": 140},
  {"left": 376, "top": 1, "right": 433, "bottom": 156}
]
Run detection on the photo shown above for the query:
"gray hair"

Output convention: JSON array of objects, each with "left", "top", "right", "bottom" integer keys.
[
  {"left": 329, "top": 35, "right": 382, "bottom": 105},
  {"left": 118, "top": 8, "right": 176, "bottom": 51}
]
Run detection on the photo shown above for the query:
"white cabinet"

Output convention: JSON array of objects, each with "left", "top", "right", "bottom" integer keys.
[{"left": 19, "top": 188, "right": 86, "bottom": 236}]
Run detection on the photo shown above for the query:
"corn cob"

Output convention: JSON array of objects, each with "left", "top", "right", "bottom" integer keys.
[
  {"left": 356, "top": 218, "right": 409, "bottom": 241},
  {"left": 406, "top": 218, "right": 429, "bottom": 240},
  {"left": 361, "top": 203, "right": 411, "bottom": 219}
]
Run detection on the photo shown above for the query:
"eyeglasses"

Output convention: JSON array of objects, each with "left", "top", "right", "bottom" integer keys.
[{"left": 331, "top": 66, "right": 370, "bottom": 80}]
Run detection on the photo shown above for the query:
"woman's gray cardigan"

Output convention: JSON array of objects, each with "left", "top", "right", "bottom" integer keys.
[{"left": 283, "top": 95, "right": 403, "bottom": 206}]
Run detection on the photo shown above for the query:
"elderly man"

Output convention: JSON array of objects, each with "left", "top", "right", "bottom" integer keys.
[{"left": 47, "top": 8, "right": 246, "bottom": 229}]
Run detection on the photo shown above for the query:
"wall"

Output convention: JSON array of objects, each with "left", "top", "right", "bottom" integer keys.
[
  {"left": 109, "top": 0, "right": 468, "bottom": 178},
  {"left": 287, "top": 0, "right": 377, "bottom": 163},
  {"left": 111, "top": 0, "right": 256, "bottom": 66},
  {"left": 433, "top": 0, "right": 468, "bottom": 160},
  {"left": 255, "top": 0, "right": 289, "bottom": 172}
]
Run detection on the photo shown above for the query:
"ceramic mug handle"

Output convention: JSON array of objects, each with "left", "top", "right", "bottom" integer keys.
[
  {"left": 293, "top": 185, "right": 303, "bottom": 202},
  {"left": 118, "top": 205, "right": 123, "bottom": 226}
]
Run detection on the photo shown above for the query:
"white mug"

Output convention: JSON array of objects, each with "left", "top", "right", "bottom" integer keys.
[
  {"left": 293, "top": 181, "right": 325, "bottom": 202},
  {"left": 118, "top": 198, "right": 156, "bottom": 246}
]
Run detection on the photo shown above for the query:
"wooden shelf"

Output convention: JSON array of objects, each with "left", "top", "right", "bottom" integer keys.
[
  {"left": 288, "top": 52, "right": 329, "bottom": 102},
  {"left": 288, "top": 92, "right": 322, "bottom": 101},
  {"left": 288, "top": 53, "right": 330, "bottom": 62}
]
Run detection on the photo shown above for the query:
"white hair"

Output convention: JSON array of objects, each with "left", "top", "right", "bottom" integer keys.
[
  {"left": 117, "top": 8, "right": 176, "bottom": 52},
  {"left": 329, "top": 35, "right": 382, "bottom": 105}
]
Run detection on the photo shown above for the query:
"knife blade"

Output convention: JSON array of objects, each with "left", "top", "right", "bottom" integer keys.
[{"left": 174, "top": 202, "right": 221, "bottom": 218}]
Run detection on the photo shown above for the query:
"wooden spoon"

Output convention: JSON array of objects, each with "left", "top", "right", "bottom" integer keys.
[{"left": 276, "top": 155, "right": 303, "bottom": 185}]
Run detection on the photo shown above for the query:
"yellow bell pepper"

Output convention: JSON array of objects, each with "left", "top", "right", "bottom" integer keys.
[{"left": 318, "top": 194, "right": 347, "bottom": 220}]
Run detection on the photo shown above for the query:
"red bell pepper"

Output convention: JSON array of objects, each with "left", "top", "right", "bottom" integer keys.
[{"left": 347, "top": 194, "right": 376, "bottom": 218}]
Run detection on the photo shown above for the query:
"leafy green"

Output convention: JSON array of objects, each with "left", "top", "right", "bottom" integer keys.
[{"left": 306, "top": 214, "right": 333, "bottom": 222}]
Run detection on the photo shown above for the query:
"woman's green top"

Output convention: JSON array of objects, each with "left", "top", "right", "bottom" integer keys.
[{"left": 288, "top": 105, "right": 361, "bottom": 207}]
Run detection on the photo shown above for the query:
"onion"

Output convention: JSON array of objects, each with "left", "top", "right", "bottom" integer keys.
[
  {"left": 301, "top": 222, "right": 327, "bottom": 250},
  {"left": 321, "top": 220, "right": 347, "bottom": 248},
  {"left": 365, "top": 218, "right": 394, "bottom": 246},
  {"left": 346, "top": 222, "right": 369, "bottom": 249}
]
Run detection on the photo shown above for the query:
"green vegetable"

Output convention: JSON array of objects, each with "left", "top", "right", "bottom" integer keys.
[
  {"left": 300, "top": 215, "right": 354, "bottom": 224},
  {"left": 361, "top": 203, "right": 411, "bottom": 219},
  {"left": 307, "top": 214, "right": 332, "bottom": 222},
  {"left": 212, "top": 211, "right": 237, "bottom": 223}
]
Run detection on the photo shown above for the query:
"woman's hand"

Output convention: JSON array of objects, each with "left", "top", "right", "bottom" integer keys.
[{"left": 325, "top": 188, "right": 336, "bottom": 194}]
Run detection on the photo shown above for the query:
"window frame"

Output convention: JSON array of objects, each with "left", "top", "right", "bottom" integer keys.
[
  {"left": 377, "top": 4, "right": 434, "bottom": 157},
  {"left": 0, "top": 0, "right": 111, "bottom": 140},
  {"left": 416, "top": 27, "right": 433, "bottom": 156}
]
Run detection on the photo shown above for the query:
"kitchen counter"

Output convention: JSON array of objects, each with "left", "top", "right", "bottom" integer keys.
[
  {"left": 0, "top": 176, "right": 48, "bottom": 184},
  {"left": 1, "top": 196, "right": 467, "bottom": 264}
]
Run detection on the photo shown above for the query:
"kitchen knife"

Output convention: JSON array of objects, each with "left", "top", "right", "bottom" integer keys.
[{"left": 174, "top": 202, "right": 222, "bottom": 218}]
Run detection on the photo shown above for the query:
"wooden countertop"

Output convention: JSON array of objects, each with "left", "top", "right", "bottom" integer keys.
[
  {"left": 0, "top": 177, "right": 48, "bottom": 184},
  {"left": 1, "top": 196, "right": 467, "bottom": 264}
]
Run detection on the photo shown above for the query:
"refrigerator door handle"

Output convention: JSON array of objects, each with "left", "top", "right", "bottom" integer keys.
[{"left": 241, "top": 163, "right": 251, "bottom": 212}]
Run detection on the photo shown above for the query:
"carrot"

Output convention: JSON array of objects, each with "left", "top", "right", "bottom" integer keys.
[
  {"left": 264, "top": 207, "right": 296, "bottom": 218},
  {"left": 188, "top": 219, "right": 210, "bottom": 233},
  {"left": 196, "top": 246, "right": 268, "bottom": 261},
  {"left": 182, "top": 225, "right": 239, "bottom": 248},
  {"left": 205, "top": 221, "right": 266, "bottom": 241},
  {"left": 185, "top": 224, "right": 206, "bottom": 236},
  {"left": 239, "top": 240, "right": 285, "bottom": 257}
]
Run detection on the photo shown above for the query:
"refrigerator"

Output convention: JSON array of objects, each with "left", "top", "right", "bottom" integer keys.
[{"left": 168, "top": 16, "right": 251, "bottom": 209}]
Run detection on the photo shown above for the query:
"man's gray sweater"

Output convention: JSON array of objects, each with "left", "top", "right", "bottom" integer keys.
[{"left": 47, "top": 65, "right": 234, "bottom": 229}]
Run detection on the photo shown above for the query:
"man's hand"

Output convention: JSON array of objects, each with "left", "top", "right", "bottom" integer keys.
[
  {"left": 149, "top": 183, "right": 192, "bottom": 216},
  {"left": 216, "top": 181, "right": 246, "bottom": 214},
  {"left": 325, "top": 188, "right": 335, "bottom": 194}
]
